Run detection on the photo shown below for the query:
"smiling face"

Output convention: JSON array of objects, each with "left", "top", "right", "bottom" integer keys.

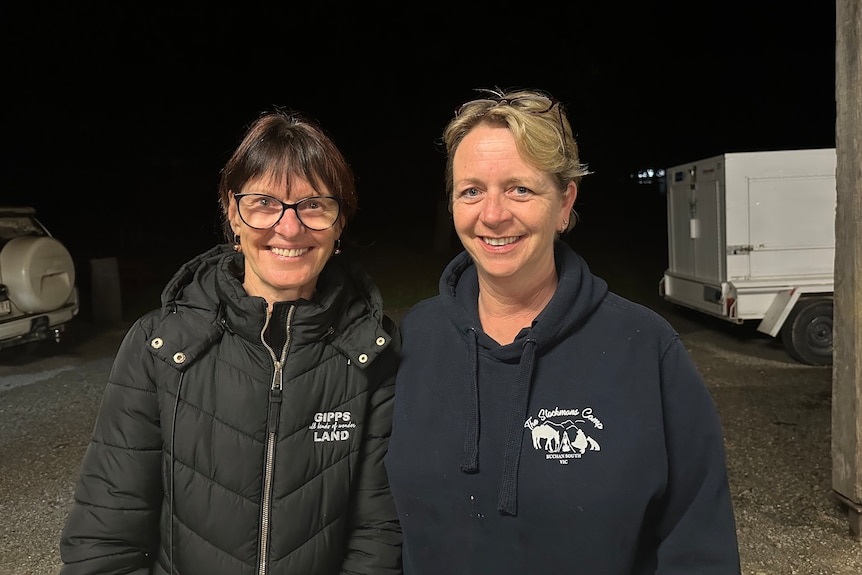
[
  {"left": 228, "top": 172, "right": 343, "bottom": 304},
  {"left": 452, "top": 124, "right": 576, "bottom": 286}
]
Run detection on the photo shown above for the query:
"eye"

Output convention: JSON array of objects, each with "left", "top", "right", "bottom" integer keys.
[
  {"left": 298, "top": 198, "right": 322, "bottom": 211},
  {"left": 242, "top": 194, "right": 277, "bottom": 208},
  {"left": 509, "top": 186, "right": 533, "bottom": 200},
  {"left": 458, "top": 187, "right": 481, "bottom": 198}
]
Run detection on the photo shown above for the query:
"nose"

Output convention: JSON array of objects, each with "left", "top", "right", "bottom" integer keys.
[
  {"left": 480, "top": 192, "right": 511, "bottom": 227},
  {"left": 272, "top": 206, "right": 305, "bottom": 234}
]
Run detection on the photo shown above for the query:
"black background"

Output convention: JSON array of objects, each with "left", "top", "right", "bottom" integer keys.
[{"left": 3, "top": 2, "right": 837, "bottom": 264}]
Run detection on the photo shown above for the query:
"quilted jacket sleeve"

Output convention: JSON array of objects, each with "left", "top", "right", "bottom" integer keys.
[
  {"left": 340, "top": 319, "right": 403, "bottom": 575},
  {"left": 59, "top": 317, "right": 163, "bottom": 575}
]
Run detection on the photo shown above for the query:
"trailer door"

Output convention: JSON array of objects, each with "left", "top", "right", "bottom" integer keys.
[{"left": 667, "top": 164, "right": 724, "bottom": 284}]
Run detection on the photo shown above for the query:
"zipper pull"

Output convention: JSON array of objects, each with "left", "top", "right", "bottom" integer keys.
[{"left": 268, "top": 361, "right": 284, "bottom": 430}]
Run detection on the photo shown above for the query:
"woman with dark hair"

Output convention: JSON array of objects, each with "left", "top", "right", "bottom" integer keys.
[{"left": 60, "top": 110, "right": 401, "bottom": 575}]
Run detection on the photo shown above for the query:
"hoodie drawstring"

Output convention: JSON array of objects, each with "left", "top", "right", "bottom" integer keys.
[
  {"left": 459, "top": 329, "right": 538, "bottom": 517},
  {"left": 461, "top": 328, "right": 480, "bottom": 473},
  {"left": 497, "top": 339, "right": 537, "bottom": 516}
]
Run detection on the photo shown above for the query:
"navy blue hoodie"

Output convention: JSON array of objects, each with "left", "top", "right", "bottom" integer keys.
[{"left": 385, "top": 241, "right": 740, "bottom": 574}]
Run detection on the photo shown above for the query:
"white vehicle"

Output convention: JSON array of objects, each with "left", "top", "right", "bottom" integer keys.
[
  {"left": 0, "top": 206, "right": 79, "bottom": 351},
  {"left": 658, "top": 148, "right": 836, "bottom": 365}
]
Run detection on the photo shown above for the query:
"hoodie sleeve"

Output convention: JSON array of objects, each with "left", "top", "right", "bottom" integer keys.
[
  {"left": 59, "top": 318, "right": 162, "bottom": 575},
  {"left": 340, "top": 320, "right": 403, "bottom": 575},
  {"left": 654, "top": 337, "right": 742, "bottom": 574}
]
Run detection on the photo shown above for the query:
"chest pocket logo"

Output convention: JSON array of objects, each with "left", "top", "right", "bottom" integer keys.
[
  {"left": 310, "top": 410, "right": 356, "bottom": 442},
  {"left": 524, "top": 406, "right": 603, "bottom": 465}
]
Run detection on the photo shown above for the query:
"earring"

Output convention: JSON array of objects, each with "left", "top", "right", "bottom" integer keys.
[
  {"left": 233, "top": 234, "right": 242, "bottom": 252},
  {"left": 560, "top": 220, "right": 568, "bottom": 233},
  {"left": 333, "top": 238, "right": 342, "bottom": 255}
]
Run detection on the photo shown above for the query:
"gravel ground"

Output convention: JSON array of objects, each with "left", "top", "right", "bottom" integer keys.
[
  {"left": 679, "top": 325, "right": 862, "bottom": 575},
  {"left": 2, "top": 309, "right": 862, "bottom": 574}
]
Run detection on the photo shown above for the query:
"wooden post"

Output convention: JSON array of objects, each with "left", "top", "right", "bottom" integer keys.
[{"left": 831, "top": 0, "right": 862, "bottom": 539}]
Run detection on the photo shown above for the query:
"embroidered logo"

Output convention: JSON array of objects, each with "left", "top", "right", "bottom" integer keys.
[
  {"left": 309, "top": 411, "right": 355, "bottom": 442},
  {"left": 524, "top": 407, "right": 602, "bottom": 465}
]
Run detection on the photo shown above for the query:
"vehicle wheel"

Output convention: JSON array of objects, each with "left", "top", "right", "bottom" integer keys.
[
  {"left": 0, "top": 236, "right": 76, "bottom": 313},
  {"left": 780, "top": 298, "right": 833, "bottom": 366}
]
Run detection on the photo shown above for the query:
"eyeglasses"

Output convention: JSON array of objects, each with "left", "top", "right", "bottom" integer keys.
[
  {"left": 455, "top": 95, "right": 567, "bottom": 154},
  {"left": 234, "top": 193, "right": 341, "bottom": 231},
  {"left": 455, "top": 95, "right": 560, "bottom": 117}
]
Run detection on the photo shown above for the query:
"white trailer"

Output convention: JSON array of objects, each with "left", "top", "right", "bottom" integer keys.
[{"left": 658, "top": 148, "right": 837, "bottom": 365}]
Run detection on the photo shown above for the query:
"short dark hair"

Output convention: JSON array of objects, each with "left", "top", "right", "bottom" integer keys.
[{"left": 218, "top": 109, "right": 357, "bottom": 240}]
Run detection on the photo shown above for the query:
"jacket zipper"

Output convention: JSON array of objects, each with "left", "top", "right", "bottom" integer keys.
[{"left": 257, "top": 304, "right": 295, "bottom": 575}]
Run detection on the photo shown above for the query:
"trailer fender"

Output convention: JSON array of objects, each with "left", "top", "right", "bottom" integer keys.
[{"left": 757, "top": 288, "right": 802, "bottom": 337}]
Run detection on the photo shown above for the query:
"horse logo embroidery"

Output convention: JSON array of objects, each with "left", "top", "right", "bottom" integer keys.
[{"left": 524, "top": 407, "right": 603, "bottom": 464}]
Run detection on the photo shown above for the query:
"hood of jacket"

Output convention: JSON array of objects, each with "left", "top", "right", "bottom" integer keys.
[
  {"left": 149, "top": 244, "right": 392, "bottom": 370},
  {"left": 437, "top": 240, "right": 609, "bottom": 515}
]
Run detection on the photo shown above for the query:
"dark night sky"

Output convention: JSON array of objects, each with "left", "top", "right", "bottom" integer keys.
[{"left": 2, "top": 2, "right": 837, "bottom": 264}]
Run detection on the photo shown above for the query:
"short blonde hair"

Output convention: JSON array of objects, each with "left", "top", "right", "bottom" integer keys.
[{"left": 442, "top": 87, "right": 590, "bottom": 233}]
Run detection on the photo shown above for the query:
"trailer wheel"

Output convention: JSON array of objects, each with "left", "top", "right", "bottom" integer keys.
[{"left": 780, "top": 298, "right": 833, "bottom": 366}]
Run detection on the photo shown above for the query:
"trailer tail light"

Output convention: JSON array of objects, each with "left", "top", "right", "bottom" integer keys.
[{"left": 725, "top": 297, "right": 737, "bottom": 318}]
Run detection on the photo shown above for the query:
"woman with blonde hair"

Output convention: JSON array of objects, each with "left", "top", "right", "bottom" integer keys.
[{"left": 385, "top": 87, "right": 740, "bottom": 574}]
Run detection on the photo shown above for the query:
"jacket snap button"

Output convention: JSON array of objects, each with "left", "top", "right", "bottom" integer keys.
[
  {"left": 173, "top": 352, "right": 187, "bottom": 364},
  {"left": 376, "top": 336, "right": 386, "bottom": 346},
  {"left": 358, "top": 353, "right": 368, "bottom": 364},
  {"left": 151, "top": 338, "right": 164, "bottom": 349}
]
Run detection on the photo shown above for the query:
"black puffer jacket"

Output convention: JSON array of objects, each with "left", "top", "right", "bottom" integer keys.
[{"left": 60, "top": 244, "right": 402, "bottom": 575}]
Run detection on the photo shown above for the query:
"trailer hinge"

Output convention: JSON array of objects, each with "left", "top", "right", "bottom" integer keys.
[{"left": 727, "top": 245, "right": 753, "bottom": 254}]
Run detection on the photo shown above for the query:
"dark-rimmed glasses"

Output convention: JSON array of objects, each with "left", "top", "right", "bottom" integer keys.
[
  {"left": 234, "top": 193, "right": 341, "bottom": 231},
  {"left": 455, "top": 95, "right": 567, "bottom": 154}
]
